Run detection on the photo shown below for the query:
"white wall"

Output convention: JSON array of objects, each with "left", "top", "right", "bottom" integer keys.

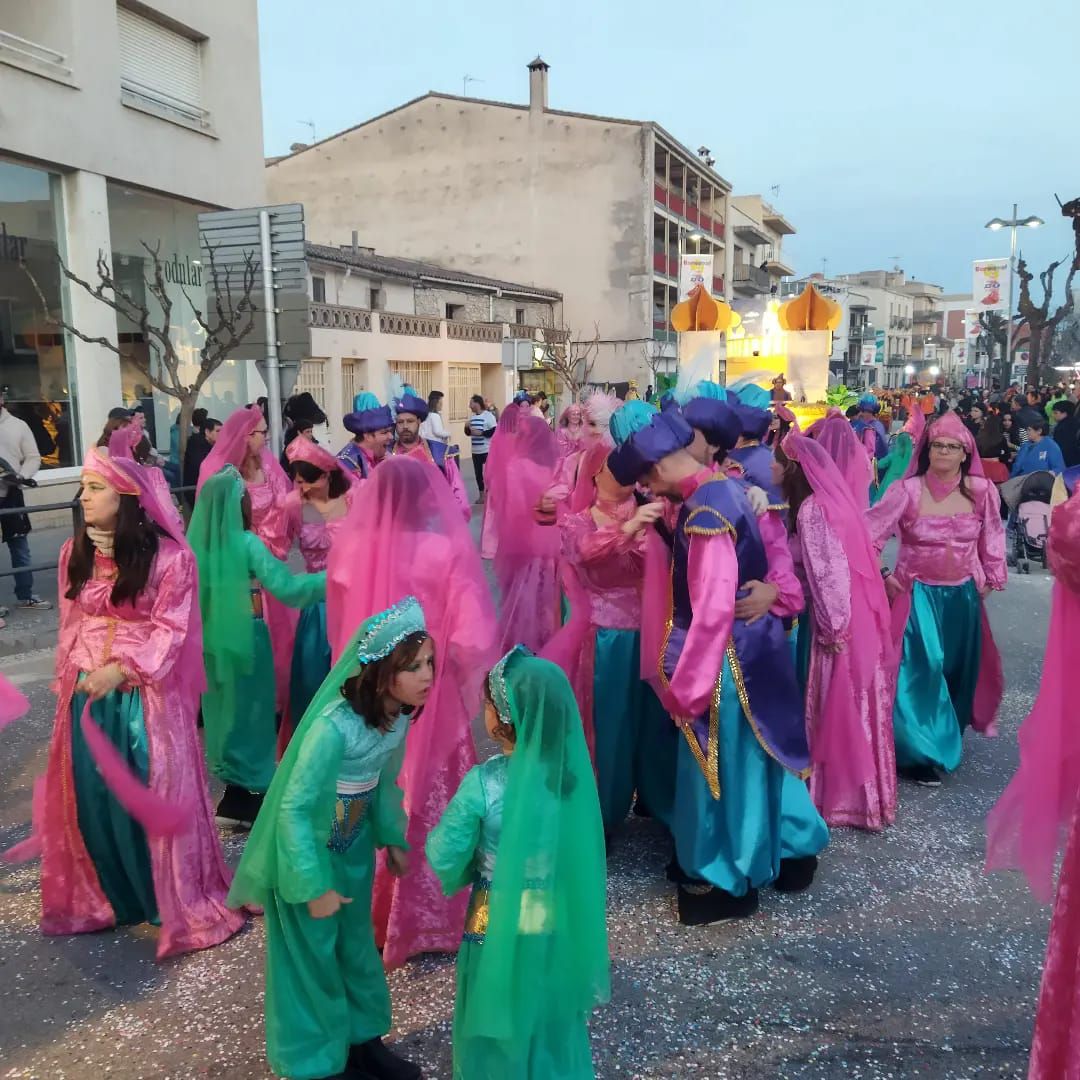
[{"left": 0, "top": 0, "right": 264, "bottom": 209}]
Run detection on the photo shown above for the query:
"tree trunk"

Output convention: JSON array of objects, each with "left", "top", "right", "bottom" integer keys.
[{"left": 176, "top": 392, "right": 197, "bottom": 477}]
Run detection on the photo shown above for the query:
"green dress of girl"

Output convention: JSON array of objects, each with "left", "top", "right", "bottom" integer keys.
[
  {"left": 427, "top": 647, "right": 610, "bottom": 1079},
  {"left": 189, "top": 466, "right": 326, "bottom": 795},
  {"left": 228, "top": 597, "right": 424, "bottom": 1080}
]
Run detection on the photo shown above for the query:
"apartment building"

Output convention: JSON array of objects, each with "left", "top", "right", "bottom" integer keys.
[
  {"left": 302, "top": 241, "right": 561, "bottom": 456},
  {"left": 729, "top": 195, "right": 796, "bottom": 301},
  {"left": 266, "top": 58, "right": 737, "bottom": 387},
  {"left": 0, "top": 0, "right": 264, "bottom": 485},
  {"left": 832, "top": 270, "right": 915, "bottom": 388}
]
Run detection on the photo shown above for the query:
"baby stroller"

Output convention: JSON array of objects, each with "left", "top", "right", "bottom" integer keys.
[{"left": 1000, "top": 470, "right": 1055, "bottom": 573}]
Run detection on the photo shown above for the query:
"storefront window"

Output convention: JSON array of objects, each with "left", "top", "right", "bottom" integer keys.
[
  {"left": 0, "top": 159, "right": 75, "bottom": 469},
  {"left": 106, "top": 183, "right": 249, "bottom": 455}
]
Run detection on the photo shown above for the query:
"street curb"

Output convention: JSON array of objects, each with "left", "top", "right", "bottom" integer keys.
[{"left": 0, "top": 629, "right": 60, "bottom": 659}]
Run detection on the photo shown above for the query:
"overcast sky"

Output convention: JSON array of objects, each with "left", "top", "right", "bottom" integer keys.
[{"left": 259, "top": 0, "right": 1080, "bottom": 295}]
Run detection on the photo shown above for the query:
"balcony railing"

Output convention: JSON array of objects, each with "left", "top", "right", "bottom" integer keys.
[
  {"left": 733, "top": 264, "right": 772, "bottom": 292},
  {"left": 887, "top": 353, "right": 907, "bottom": 365},
  {"left": 309, "top": 303, "right": 372, "bottom": 332},
  {"left": 0, "top": 29, "right": 72, "bottom": 80},
  {"left": 849, "top": 326, "right": 875, "bottom": 340},
  {"left": 310, "top": 305, "right": 572, "bottom": 346},
  {"left": 447, "top": 320, "right": 502, "bottom": 343}
]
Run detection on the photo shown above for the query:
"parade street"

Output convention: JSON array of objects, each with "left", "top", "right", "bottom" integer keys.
[{"left": 0, "top": 557, "right": 1054, "bottom": 1080}]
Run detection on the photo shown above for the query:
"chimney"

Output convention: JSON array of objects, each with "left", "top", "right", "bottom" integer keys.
[{"left": 528, "top": 55, "right": 549, "bottom": 112}]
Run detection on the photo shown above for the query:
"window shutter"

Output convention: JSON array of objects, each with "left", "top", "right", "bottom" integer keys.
[{"left": 117, "top": 6, "right": 203, "bottom": 122}]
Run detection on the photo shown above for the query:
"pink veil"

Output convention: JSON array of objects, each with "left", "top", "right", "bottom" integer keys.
[
  {"left": 809, "top": 412, "right": 873, "bottom": 511},
  {"left": 489, "top": 416, "right": 561, "bottom": 652},
  {"left": 903, "top": 410, "right": 986, "bottom": 480},
  {"left": 479, "top": 404, "right": 522, "bottom": 560},
  {"left": 986, "top": 489, "right": 1080, "bottom": 901},
  {"left": 784, "top": 433, "right": 893, "bottom": 772},
  {"left": 196, "top": 406, "right": 289, "bottom": 494},
  {"left": 0, "top": 673, "right": 28, "bottom": 731},
  {"left": 325, "top": 455, "right": 497, "bottom": 966}
]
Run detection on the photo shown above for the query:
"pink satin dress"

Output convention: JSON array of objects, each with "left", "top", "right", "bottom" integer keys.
[{"left": 42, "top": 539, "right": 244, "bottom": 959}]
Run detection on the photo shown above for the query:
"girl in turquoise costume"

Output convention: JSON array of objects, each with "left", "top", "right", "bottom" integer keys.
[
  {"left": 427, "top": 647, "right": 610, "bottom": 1079},
  {"left": 188, "top": 466, "right": 326, "bottom": 829},
  {"left": 228, "top": 597, "right": 430, "bottom": 1080}
]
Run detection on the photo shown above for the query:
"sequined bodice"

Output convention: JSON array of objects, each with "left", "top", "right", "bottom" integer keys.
[
  {"left": 325, "top": 701, "right": 408, "bottom": 793},
  {"left": 474, "top": 754, "right": 507, "bottom": 880}
]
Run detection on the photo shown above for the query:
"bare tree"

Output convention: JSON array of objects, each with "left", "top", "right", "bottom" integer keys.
[
  {"left": 24, "top": 242, "right": 258, "bottom": 460},
  {"left": 539, "top": 324, "right": 600, "bottom": 400},
  {"left": 1014, "top": 194, "right": 1080, "bottom": 385}
]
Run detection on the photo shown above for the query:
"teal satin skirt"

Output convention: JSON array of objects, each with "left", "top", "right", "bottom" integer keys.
[
  {"left": 290, "top": 601, "right": 331, "bottom": 726},
  {"left": 592, "top": 627, "right": 675, "bottom": 832},
  {"left": 671, "top": 654, "right": 786, "bottom": 896},
  {"left": 203, "top": 618, "right": 278, "bottom": 793},
  {"left": 70, "top": 687, "right": 158, "bottom": 926},
  {"left": 894, "top": 580, "right": 981, "bottom": 772},
  {"left": 794, "top": 615, "right": 812, "bottom": 701}
]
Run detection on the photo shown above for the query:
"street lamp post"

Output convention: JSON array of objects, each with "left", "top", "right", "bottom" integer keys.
[{"left": 985, "top": 203, "right": 1044, "bottom": 385}]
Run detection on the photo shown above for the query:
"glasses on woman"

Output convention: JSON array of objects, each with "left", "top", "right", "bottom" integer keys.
[{"left": 929, "top": 441, "right": 965, "bottom": 454}]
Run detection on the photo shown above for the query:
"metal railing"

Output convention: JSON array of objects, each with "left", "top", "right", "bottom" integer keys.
[
  {"left": 120, "top": 76, "right": 211, "bottom": 128},
  {"left": 733, "top": 264, "right": 772, "bottom": 291},
  {"left": 0, "top": 484, "right": 194, "bottom": 580},
  {"left": 0, "top": 29, "right": 72, "bottom": 77}
]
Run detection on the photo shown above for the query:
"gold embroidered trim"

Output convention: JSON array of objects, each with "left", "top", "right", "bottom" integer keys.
[
  {"left": 766, "top": 502, "right": 790, "bottom": 512},
  {"left": 464, "top": 883, "right": 490, "bottom": 940},
  {"left": 656, "top": 561, "right": 675, "bottom": 692},
  {"left": 680, "top": 669, "right": 722, "bottom": 800},
  {"left": 684, "top": 505, "right": 735, "bottom": 537}
]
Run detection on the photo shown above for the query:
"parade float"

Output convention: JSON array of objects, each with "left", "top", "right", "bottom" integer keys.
[{"left": 672, "top": 280, "right": 841, "bottom": 426}]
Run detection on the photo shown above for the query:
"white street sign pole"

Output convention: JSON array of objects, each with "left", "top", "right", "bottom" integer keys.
[{"left": 259, "top": 209, "right": 283, "bottom": 454}]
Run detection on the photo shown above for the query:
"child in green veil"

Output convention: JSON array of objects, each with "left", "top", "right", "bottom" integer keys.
[
  {"left": 228, "top": 596, "right": 430, "bottom": 1080},
  {"left": 427, "top": 646, "right": 610, "bottom": 1079}
]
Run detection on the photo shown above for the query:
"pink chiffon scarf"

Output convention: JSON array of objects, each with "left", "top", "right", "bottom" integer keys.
[{"left": 327, "top": 456, "right": 497, "bottom": 968}]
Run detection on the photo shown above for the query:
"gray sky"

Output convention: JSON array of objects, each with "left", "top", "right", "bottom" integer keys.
[{"left": 259, "top": 0, "right": 1080, "bottom": 295}]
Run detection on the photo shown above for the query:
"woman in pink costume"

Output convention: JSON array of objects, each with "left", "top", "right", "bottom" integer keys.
[
  {"left": 987, "top": 479, "right": 1080, "bottom": 901},
  {"left": 556, "top": 402, "right": 585, "bottom": 455},
  {"left": 34, "top": 447, "right": 244, "bottom": 959},
  {"left": 327, "top": 455, "right": 497, "bottom": 969},
  {"left": 544, "top": 437, "right": 676, "bottom": 833},
  {"left": 774, "top": 432, "right": 896, "bottom": 831},
  {"left": 283, "top": 436, "right": 358, "bottom": 740},
  {"left": 479, "top": 402, "right": 521, "bottom": 560},
  {"left": 489, "top": 415, "right": 562, "bottom": 655},
  {"left": 198, "top": 406, "right": 299, "bottom": 715},
  {"left": 868, "top": 411, "right": 1006, "bottom": 786},
  {"left": 1021, "top": 485, "right": 1080, "bottom": 1076}
]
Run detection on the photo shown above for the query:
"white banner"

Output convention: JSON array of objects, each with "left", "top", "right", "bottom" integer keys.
[
  {"left": 965, "top": 309, "right": 982, "bottom": 365},
  {"left": 973, "top": 258, "right": 1009, "bottom": 312},
  {"left": 679, "top": 253, "right": 715, "bottom": 301}
]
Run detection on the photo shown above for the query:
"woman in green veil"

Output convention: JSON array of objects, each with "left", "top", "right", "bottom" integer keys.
[
  {"left": 427, "top": 647, "right": 610, "bottom": 1079},
  {"left": 188, "top": 466, "right": 325, "bottom": 828},
  {"left": 228, "top": 596, "right": 431, "bottom": 1080}
]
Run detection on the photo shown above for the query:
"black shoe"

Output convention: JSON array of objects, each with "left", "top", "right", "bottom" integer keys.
[
  {"left": 666, "top": 858, "right": 693, "bottom": 885},
  {"left": 632, "top": 798, "right": 654, "bottom": 819},
  {"left": 899, "top": 764, "right": 942, "bottom": 787},
  {"left": 677, "top": 883, "right": 759, "bottom": 925},
  {"left": 349, "top": 1037, "right": 422, "bottom": 1080},
  {"left": 774, "top": 855, "right": 818, "bottom": 893},
  {"left": 215, "top": 784, "right": 256, "bottom": 829}
]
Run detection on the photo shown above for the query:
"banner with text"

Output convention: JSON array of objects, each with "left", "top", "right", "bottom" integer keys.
[
  {"left": 973, "top": 258, "right": 1009, "bottom": 312},
  {"left": 679, "top": 253, "right": 715, "bottom": 301}
]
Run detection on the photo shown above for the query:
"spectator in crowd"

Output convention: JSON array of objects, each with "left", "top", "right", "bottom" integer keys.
[
  {"left": 420, "top": 390, "right": 452, "bottom": 444},
  {"left": 0, "top": 391, "right": 50, "bottom": 615},
  {"left": 465, "top": 393, "right": 497, "bottom": 502},
  {"left": 1012, "top": 416, "right": 1066, "bottom": 477},
  {"left": 183, "top": 416, "right": 222, "bottom": 507},
  {"left": 1052, "top": 400, "right": 1080, "bottom": 468}
]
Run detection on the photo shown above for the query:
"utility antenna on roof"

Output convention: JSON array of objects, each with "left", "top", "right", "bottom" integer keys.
[
  {"left": 299, "top": 119, "right": 316, "bottom": 143},
  {"left": 889, "top": 254, "right": 902, "bottom": 271},
  {"left": 770, "top": 184, "right": 780, "bottom": 199},
  {"left": 463, "top": 75, "right": 483, "bottom": 96}
]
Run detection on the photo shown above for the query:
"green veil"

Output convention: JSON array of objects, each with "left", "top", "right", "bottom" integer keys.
[
  {"left": 187, "top": 466, "right": 254, "bottom": 704},
  {"left": 228, "top": 597, "right": 426, "bottom": 908},
  {"left": 872, "top": 431, "right": 913, "bottom": 504},
  {"left": 466, "top": 648, "right": 610, "bottom": 1042}
]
